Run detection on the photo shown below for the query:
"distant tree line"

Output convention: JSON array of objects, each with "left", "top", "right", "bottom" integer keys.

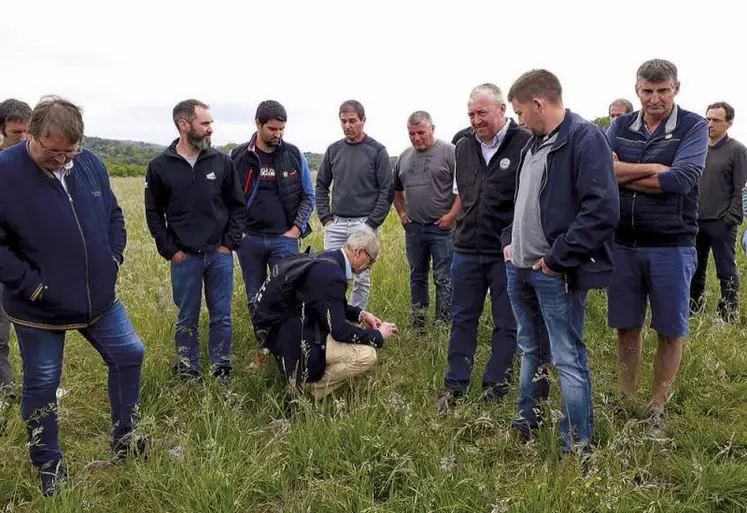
[
  {"left": 86, "top": 117, "right": 613, "bottom": 178},
  {"left": 592, "top": 116, "right": 611, "bottom": 128},
  {"left": 83, "top": 136, "right": 326, "bottom": 178}
]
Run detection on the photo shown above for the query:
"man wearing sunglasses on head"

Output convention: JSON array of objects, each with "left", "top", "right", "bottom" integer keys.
[{"left": 0, "top": 96, "right": 146, "bottom": 496}]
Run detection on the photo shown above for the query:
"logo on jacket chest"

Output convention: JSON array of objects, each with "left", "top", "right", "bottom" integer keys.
[
  {"left": 206, "top": 171, "right": 217, "bottom": 180},
  {"left": 499, "top": 158, "right": 511, "bottom": 170},
  {"left": 248, "top": 167, "right": 298, "bottom": 181},
  {"left": 260, "top": 166, "right": 276, "bottom": 180}
]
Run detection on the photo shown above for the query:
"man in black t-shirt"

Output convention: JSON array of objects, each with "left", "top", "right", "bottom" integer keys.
[{"left": 229, "top": 101, "right": 315, "bottom": 311}]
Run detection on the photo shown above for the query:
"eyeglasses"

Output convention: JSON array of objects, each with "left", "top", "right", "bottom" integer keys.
[
  {"left": 35, "top": 137, "right": 82, "bottom": 159},
  {"left": 362, "top": 248, "right": 377, "bottom": 266}
]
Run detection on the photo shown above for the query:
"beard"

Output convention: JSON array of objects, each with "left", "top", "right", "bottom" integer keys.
[{"left": 187, "top": 129, "right": 211, "bottom": 151}]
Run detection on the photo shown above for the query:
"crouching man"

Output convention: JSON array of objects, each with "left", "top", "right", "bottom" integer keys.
[{"left": 257, "top": 227, "right": 398, "bottom": 399}]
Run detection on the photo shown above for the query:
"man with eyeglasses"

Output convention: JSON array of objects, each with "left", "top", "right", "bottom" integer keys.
[
  {"left": 261, "top": 226, "right": 398, "bottom": 400},
  {"left": 0, "top": 98, "right": 31, "bottom": 416},
  {"left": 0, "top": 96, "right": 146, "bottom": 496},
  {"left": 690, "top": 102, "right": 747, "bottom": 322}
]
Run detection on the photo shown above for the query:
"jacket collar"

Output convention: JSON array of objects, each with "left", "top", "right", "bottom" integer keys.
[
  {"left": 543, "top": 109, "right": 574, "bottom": 151},
  {"left": 466, "top": 118, "right": 520, "bottom": 144},
  {"left": 318, "top": 249, "right": 350, "bottom": 278},
  {"left": 165, "top": 138, "right": 218, "bottom": 160},
  {"left": 339, "top": 249, "right": 353, "bottom": 280},
  {"left": 628, "top": 104, "right": 679, "bottom": 136},
  {"left": 24, "top": 141, "right": 75, "bottom": 180},
  {"left": 248, "top": 132, "right": 286, "bottom": 154}
]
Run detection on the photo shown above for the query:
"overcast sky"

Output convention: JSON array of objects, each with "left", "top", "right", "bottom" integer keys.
[{"left": 2, "top": 1, "right": 745, "bottom": 155}]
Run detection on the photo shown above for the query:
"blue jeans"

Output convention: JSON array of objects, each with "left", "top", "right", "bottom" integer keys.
[
  {"left": 14, "top": 301, "right": 144, "bottom": 468},
  {"left": 444, "top": 252, "right": 517, "bottom": 394},
  {"left": 237, "top": 233, "right": 299, "bottom": 307},
  {"left": 171, "top": 250, "right": 234, "bottom": 373},
  {"left": 404, "top": 223, "right": 454, "bottom": 326},
  {"left": 506, "top": 263, "right": 593, "bottom": 452}
]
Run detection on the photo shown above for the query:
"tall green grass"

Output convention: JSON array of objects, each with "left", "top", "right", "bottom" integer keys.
[{"left": 1, "top": 177, "right": 745, "bottom": 512}]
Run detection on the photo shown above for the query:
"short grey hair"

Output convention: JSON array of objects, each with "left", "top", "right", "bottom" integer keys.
[
  {"left": 609, "top": 98, "right": 634, "bottom": 114},
  {"left": 469, "top": 83, "right": 504, "bottom": 106},
  {"left": 407, "top": 110, "right": 432, "bottom": 126},
  {"left": 636, "top": 59, "right": 678, "bottom": 87},
  {"left": 344, "top": 226, "right": 380, "bottom": 260}
]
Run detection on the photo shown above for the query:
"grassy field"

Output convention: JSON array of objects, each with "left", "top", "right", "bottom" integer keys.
[{"left": 1, "top": 177, "right": 746, "bottom": 512}]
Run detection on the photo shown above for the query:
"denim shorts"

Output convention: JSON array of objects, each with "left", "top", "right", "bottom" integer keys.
[{"left": 607, "top": 245, "right": 697, "bottom": 338}]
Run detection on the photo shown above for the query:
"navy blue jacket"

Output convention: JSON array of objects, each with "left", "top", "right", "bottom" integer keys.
[
  {"left": 265, "top": 249, "right": 383, "bottom": 384},
  {"left": 502, "top": 110, "right": 620, "bottom": 290},
  {"left": 229, "top": 133, "right": 315, "bottom": 237},
  {"left": 0, "top": 143, "right": 125, "bottom": 330},
  {"left": 606, "top": 105, "right": 708, "bottom": 247}
]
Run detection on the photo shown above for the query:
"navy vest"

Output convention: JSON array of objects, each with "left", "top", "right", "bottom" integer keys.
[
  {"left": 611, "top": 105, "right": 704, "bottom": 247},
  {"left": 231, "top": 140, "right": 310, "bottom": 237}
]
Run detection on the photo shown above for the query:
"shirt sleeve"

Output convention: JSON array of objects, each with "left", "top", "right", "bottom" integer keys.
[{"left": 657, "top": 119, "right": 708, "bottom": 195}]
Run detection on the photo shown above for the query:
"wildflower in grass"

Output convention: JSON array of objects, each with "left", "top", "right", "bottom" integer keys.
[
  {"left": 439, "top": 455, "right": 456, "bottom": 472},
  {"left": 268, "top": 418, "right": 291, "bottom": 437}
]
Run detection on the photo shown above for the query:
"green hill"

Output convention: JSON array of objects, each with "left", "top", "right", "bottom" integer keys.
[{"left": 82, "top": 136, "right": 325, "bottom": 177}]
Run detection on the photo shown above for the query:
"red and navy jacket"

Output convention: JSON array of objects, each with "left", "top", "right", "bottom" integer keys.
[
  {"left": 0, "top": 143, "right": 126, "bottom": 330},
  {"left": 229, "top": 134, "right": 315, "bottom": 238}
]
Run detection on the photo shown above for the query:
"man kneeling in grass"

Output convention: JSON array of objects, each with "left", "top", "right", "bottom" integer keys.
[{"left": 258, "top": 227, "right": 398, "bottom": 399}]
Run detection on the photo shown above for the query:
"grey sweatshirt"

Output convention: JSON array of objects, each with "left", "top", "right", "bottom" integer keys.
[
  {"left": 699, "top": 136, "right": 747, "bottom": 224},
  {"left": 315, "top": 135, "right": 394, "bottom": 229}
]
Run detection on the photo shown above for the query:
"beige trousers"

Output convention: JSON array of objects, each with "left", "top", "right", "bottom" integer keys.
[{"left": 305, "top": 336, "right": 378, "bottom": 400}]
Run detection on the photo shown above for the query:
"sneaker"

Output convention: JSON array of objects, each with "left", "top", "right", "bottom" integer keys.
[
  {"left": 482, "top": 384, "right": 509, "bottom": 404},
  {"left": 560, "top": 447, "right": 595, "bottom": 475},
  {"left": 112, "top": 435, "right": 150, "bottom": 462},
  {"left": 39, "top": 460, "right": 68, "bottom": 497},
  {"left": 506, "top": 424, "right": 533, "bottom": 443},
  {"left": 172, "top": 365, "right": 201, "bottom": 383},
  {"left": 212, "top": 366, "right": 231, "bottom": 385},
  {"left": 646, "top": 410, "right": 667, "bottom": 440},
  {"left": 411, "top": 311, "right": 427, "bottom": 333},
  {"left": 435, "top": 388, "right": 466, "bottom": 415}
]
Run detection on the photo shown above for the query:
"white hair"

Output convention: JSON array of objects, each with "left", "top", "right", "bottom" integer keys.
[
  {"left": 344, "top": 226, "right": 380, "bottom": 259},
  {"left": 469, "top": 83, "right": 504, "bottom": 106}
]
